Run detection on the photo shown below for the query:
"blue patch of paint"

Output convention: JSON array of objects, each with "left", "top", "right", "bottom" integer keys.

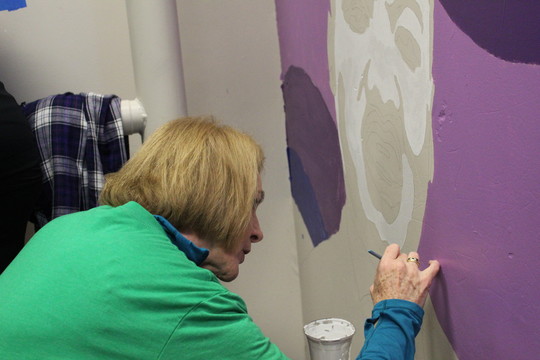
[
  {"left": 287, "top": 147, "right": 329, "bottom": 246},
  {"left": 0, "top": 0, "right": 26, "bottom": 11}
]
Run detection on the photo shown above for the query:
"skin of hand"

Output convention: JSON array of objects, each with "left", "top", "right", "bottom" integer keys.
[{"left": 370, "top": 244, "right": 441, "bottom": 307}]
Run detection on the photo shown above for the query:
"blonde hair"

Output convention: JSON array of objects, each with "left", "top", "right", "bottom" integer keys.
[{"left": 100, "top": 116, "right": 264, "bottom": 250}]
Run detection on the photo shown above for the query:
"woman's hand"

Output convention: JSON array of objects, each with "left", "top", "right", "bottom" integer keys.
[{"left": 370, "top": 244, "right": 440, "bottom": 307}]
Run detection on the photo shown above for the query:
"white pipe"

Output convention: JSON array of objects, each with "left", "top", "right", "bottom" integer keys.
[
  {"left": 125, "top": 0, "right": 188, "bottom": 138},
  {"left": 120, "top": 99, "right": 147, "bottom": 138}
]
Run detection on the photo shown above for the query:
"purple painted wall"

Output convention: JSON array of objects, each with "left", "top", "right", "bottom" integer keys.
[
  {"left": 418, "top": 1, "right": 540, "bottom": 359},
  {"left": 274, "top": 0, "right": 334, "bottom": 119},
  {"left": 439, "top": 0, "right": 540, "bottom": 65}
]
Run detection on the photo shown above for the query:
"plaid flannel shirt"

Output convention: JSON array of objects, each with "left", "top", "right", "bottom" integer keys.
[{"left": 23, "top": 92, "right": 128, "bottom": 228}]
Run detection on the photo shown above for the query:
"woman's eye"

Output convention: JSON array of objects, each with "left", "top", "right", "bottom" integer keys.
[{"left": 253, "top": 191, "right": 265, "bottom": 209}]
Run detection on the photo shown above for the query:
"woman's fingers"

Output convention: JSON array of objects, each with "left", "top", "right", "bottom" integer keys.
[
  {"left": 421, "top": 260, "right": 441, "bottom": 283},
  {"left": 371, "top": 245, "right": 441, "bottom": 307},
  {"left": 382, "top": 243, "right": 400, "bottom": 260},
  {"left": 406, "top": 251, "right": 420, "bottom": 267}
]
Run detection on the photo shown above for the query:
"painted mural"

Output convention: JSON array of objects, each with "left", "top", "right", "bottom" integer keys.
[
  {"left": 275, "top": 0, "right": 452, "bottom": 358},
  {"left": 329, "top": 0, "right": 434, "bottom": 247},
  {"left": 418, "top": 1, "right": 540, "bottom": 359},
  {"left": 277, "top": 0, "right": 540, "bottom": 359}
]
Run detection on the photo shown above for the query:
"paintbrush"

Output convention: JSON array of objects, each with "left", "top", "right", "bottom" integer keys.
[{"left": 368, "top": 250, "right": 382, "bottom": 260}]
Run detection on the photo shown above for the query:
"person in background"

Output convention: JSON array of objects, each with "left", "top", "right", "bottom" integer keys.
[
  {"left": 0, "top": 80, "right": 42, "bottom": 273},
  {"left": 0, "top": 116, "right": 439, "bottom": 359}
]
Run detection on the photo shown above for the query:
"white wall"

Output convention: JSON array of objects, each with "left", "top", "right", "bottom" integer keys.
[
  {"left": 0, "top": 1, "right": 135, "bottom": 102},
  {"left": 0, "top": 1, "right": 305, "bottom": 358}
]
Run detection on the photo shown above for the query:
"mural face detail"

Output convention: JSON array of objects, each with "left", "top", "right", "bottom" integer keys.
[{"left": 329, "top": 0, "right": 434, "bottom": 245}]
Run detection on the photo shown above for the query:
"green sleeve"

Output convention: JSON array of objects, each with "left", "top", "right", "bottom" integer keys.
[{"left": 158, "top": 290, "right": 291, "bottom": 360}]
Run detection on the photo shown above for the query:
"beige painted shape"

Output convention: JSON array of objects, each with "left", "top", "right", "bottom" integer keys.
[
  {"left": 359, "top": 66, "right": 407, "bottom": 224},
  {"left": 395, "top": 26, "right": 423, "bottom": 71},
  {"left": 341, "top": 0, "right": 375, "bottom": 34},
  {"left": 337, "top": 92, "right": 430, "bottom": 259}
]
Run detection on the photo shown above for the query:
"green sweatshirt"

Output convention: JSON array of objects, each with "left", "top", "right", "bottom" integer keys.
[{"left": 0, "top": 202, "right": 289, "bottom": 359}]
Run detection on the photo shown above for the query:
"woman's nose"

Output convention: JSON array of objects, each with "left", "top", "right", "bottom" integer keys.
[{"left": 250, "top": 215, "right": 263, "bottom": 243}]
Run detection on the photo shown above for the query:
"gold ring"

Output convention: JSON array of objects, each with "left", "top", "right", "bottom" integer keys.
[{"left": 406, "top": 257, "right": 420, "bottom": 266}]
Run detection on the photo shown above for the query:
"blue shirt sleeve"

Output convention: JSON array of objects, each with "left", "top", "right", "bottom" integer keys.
[{"left": 356, "top": 299, "right": 424, "bottom": 360}]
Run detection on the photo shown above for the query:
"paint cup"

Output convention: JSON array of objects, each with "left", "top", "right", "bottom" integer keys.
[{"left": 304, "top": 318, "right": 356, "bottom": 360}]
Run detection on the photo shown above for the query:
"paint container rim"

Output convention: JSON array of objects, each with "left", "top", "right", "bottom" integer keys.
[{"left": 303, "top": 317, "right": 356, "bottom": 344}]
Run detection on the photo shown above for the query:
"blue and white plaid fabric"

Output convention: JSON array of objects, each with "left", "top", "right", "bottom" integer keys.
[{"left": 23, "top": 92, "right": 128, "bottom": 228}]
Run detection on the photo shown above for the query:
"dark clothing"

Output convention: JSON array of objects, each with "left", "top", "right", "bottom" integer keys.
[
  {"left": 22, "top": 93, "right": 128, "bottom": 228},
  {"left": 0, "top": 81, "right": 42, "bottom": 273}
]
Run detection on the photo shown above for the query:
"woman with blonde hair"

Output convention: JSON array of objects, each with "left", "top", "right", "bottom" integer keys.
[
  {"left": 100, "top": 116, "right": 265, "bottom": 282},
  {"left": 0, "top": 116, "right": 439, "bottom": 360}
]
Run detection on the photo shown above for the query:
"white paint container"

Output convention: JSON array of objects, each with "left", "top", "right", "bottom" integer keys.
[{"left": 304, "top": 318, "right": 356, "bottom": 360}]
